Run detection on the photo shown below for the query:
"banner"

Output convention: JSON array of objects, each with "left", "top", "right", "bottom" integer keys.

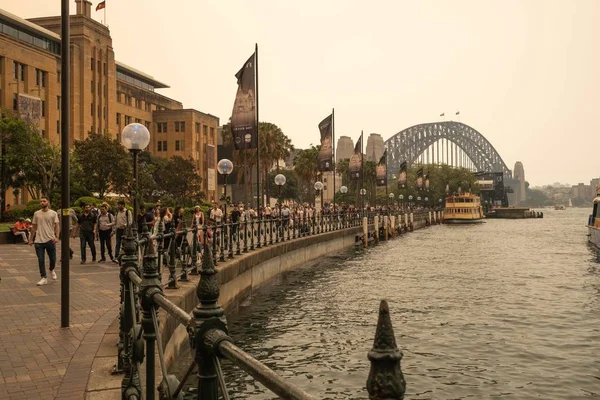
[
  {"left": 424, "top": 172, "right": 430, "bottom": 191},
  {"left": 318, "top": 114, "right": 333, "bottom": 171},
  {"left": 397, "top": 161, "right": 407, "bottom": 189},
  {"left": 445, "top": 182, "right": 450, "bottom": 195},
  {"left": 231, "top": 53, "right": 257, "bottom": 150},
  {"left": 376, "top": 150, "right": 387, "bottom": 186},
  {"left": 416, "top": 167, "right": 424, "bottom": 190},
  {"left": 349, "top": 136, "right": 362, "bottom": 180}
]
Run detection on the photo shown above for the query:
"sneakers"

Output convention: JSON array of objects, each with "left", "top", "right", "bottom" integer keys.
[
  {"left": 81, "top": 260, "right": 86, "bottom": 264},
  {"left": 51, "top": 270, "right": 57, "bottom": 280},
  {"left": 36, "top": 277, "right": 48, "bottom": 286},
  {"left": 99, "top": 258, "right": 106, "bottom": 263},
  {"left": 111, "top": 258, "right": 118, "bottom": 264},
  {"left": 69, "top": 249, "right": 74, "bottom": 259}
]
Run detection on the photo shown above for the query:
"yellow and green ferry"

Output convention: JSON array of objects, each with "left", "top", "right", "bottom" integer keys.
[{"left": 443, "top": 193, "right": 485, "bottom": 224}]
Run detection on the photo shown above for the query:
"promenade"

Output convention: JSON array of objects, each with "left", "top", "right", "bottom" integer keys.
[{"left": 0, "top": 239, "right": 121, "bottom": 400}]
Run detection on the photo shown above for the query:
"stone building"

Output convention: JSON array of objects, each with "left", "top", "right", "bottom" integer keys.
[
  {"left": 336, "top": 136, "right": 354, "bottom": 162},
  {"left": 0, "top": 1, "right": 218, "bottom": 206},
  {"left": 365, "top": 133, "right": 384, "bottom": 162}
]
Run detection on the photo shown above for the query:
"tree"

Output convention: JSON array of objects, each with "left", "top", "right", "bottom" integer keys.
[
  {"left": 154, "top": 156, "right": 203, "bottom": 205},
  {"left": 0, "top": 111, "right": 60, "bottom": 198},
  {"left": 267, "top": 170, "right": 298, "bottom": 202},
  {"left": 72, "top": 133, "right": 132, "bottom": 199}
]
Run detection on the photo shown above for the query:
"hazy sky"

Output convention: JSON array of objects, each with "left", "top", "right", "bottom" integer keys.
[{"left": 4, "top": 0, "right": 599, "bottom": 186}]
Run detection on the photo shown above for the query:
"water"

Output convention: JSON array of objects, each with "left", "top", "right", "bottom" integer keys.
[{"left": 172, "top": 208, "right": 600, "bottom": 399}]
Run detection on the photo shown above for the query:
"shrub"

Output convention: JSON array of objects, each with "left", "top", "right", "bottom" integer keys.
[{"left": 74, "top": 196, "right": 103, "bottom": 208}]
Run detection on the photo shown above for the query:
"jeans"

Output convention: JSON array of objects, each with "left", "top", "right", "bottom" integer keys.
[
  {"left": 99, "top": 230, "right": 113, "bottom": 260},
  {"left": 115, "top": 228, "right": 125, "bottom": 259},
  {"left": 35, "top": 241, "right": 56, "bottom": 278},
  {"left": 80, "top": 231, "right": 96, "bottom": 261}
]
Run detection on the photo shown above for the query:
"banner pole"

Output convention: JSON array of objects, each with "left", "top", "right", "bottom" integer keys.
[
  {"left": 332, "top": 108, "right": 335, "bottom": 214},
  {"left": 255, "top": 43, "right": 261, "bottom": 247}
]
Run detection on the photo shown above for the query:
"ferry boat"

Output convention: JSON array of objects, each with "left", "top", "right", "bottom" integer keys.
[
  {"left": 443, "top": 193, "right": 485, "bottom": 224},
  {"left": 586, "top": 187, "right": 600, "bottom": 247},
  {"left": 554, "top": 205, "right": 566, "bottom": 210}
]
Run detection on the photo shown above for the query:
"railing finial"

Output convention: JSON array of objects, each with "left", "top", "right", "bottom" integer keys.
[{"left": 367, "top": 299, "right": 406, "bottom": 400}]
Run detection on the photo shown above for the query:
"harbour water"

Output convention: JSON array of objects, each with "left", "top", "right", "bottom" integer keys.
[{"left": 172, "top": 208, "right": 600, "bottom": 399}]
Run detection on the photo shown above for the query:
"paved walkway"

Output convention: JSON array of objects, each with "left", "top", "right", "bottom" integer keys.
[{"left": 0, "top": 239, "right": 121, "bottom": 400}]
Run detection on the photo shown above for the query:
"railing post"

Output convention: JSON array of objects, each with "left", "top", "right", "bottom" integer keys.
[
  {"left": 193, "top": 243, "right": 229, "bottom": 400},
  {"left": 180, "top": 220, "right": 189, "bottom": 282},
  {"left": 243, "top": 219, "right": 249, "bottom": 253},
  {"left": 250, "top": 218, "right": 255, "bottom": 251},
  {"left": 120, "top": 226, "right": 143, "bottom": 399},
  {"left": 167, "top": 223, "right": 178, "bottom": 289},
  {"left": 367, "top": 300, "right": 406, "bottom": 399},
  {"left": 190, "top": 222, "right": 199, "bottom": 275}
]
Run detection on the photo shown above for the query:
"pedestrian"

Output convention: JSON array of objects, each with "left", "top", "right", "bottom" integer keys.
[
  {"left": 57, "top": 207, "right": 77, "bottom": 259},
  {"left": 97, "top": 204, "right": 116, "bottom": 263},
  {"left": 12, "top": 218, "right": 29, "bottom": 244},
  {"left": 29, "top": 197, "right": 60, "bottom": 286},
  {"left": 114, "top": 200, "right": 132, "bottom": 262},
  {"left": 72, "top": 203, "right": 97, "bottom": 264}
]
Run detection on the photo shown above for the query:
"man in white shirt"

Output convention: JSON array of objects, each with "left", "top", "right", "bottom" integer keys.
[
  {"left": 29, "top": 197, "right": 60, "bottom": 286},
  {"left": 210, "top": 202, "right": 223, "bottom": 224}
]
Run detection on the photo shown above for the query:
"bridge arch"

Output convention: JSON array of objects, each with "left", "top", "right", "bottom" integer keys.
[{"left": 384, "top": 121, "right": 512, "bottom": 179}]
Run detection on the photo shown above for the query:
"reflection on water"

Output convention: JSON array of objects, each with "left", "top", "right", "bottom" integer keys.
[{"left": 172, "top": 208, "right": 600, "bottom": 399}]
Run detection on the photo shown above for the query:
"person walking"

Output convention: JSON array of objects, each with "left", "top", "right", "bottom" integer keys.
[
  {"left": 114, "top": 200, "right": 132, "bottom": 262},
  {"left": 29, "top": 197, "right": 60, "bottom": 286},
  {"left": 97, "top": 204, "right": 116, "bottom": 263},
  {"left": 73, "top": 204, "right": 97, "bottom": 264}
]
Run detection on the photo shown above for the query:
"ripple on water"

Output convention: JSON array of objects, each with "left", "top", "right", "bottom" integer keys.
[{"left": 171, "top": 209, "right": 600, "bottom": 399}]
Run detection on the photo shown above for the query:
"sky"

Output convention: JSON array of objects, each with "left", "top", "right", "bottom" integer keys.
[{"left": 3, "top": 0, "right": 599, "bottom": 186}]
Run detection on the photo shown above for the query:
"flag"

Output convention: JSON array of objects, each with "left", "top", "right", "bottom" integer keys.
[
  {"left": 416, "top": 167, "right": 424, "bottom": 190},
  {"left": 318, "top": 114, "right": 333, "bottom": 172},
  {"left": 440, "top": 113, "right": 445, "bottom": 117},
  {"left": 455, "top": 111, "right": 460, "bottom": 115},
  {"left": 397, "top": 161, "right": 407, "bottom": 189},
  {"left": 376, "top": 150, "right": 387, "bottom": 186},
  {"left": 96, "top": 1, "right": 106, "bottom": 11},
  {"left": 424, "top": 172, "right": 430, "bottom": 191},
  {"left": 445, "top": 182, "right": 450, "bottom": 195},
  {"left": 231, "top": 53, "right": 257, "bottom": 150},
  {"left": 349, "top": 135, "right": 362, "bottom": 180}
]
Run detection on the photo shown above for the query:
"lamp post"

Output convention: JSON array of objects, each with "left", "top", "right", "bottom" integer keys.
[
  {"left": 399, "top": 194, "right": 404, "bottom": 210},
  {"left": 314, "top": 181, "right": 324, "bottom": 210},
  {"left": 121, "top": 123, "right": 150, "bottom": 235},
  {"left": 360, "top": 188, "right": 367, "bottom": 213},
  {"left": 408, "top": 195, "right": 413, "bottom": 209},
  {"left": 417, "top": 196, "right": 422, "bottom": 208},
  {"left": 388, "top": 192, "right": 394, "bottom": 214},
  {"left": 217, "top": 158, "right": 234, "bottom": 223},
  {"left": 439, "top": 198, "right": 443, "bottom": 209},
  {"left": 424, "top": 196, "right": 428, "bottom": 209},
  {"left": 274, "top": 174, "right": 286, "bottom": 217}
]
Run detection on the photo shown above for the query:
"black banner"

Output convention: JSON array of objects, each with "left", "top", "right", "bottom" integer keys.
[
  {"left": 424, "top": 172, "right": 430, "bottom": 192},
  {"left": 231, "top": 53, "right": 257, "bottom": 150},
  {"left": 417, "top": 167, "right": 424, "bottom": 190},
  {"left": 318, "top": 114, "right": 333, "bottom": 171},
  {"left": 397, "top": 161, "right": 407, "bottom": 189},
  {"left": 376, "top": 150, "right": 387, "bottom": 186},
  {"left": 349, "top": 136, "right": 362, "bottom": 180}
]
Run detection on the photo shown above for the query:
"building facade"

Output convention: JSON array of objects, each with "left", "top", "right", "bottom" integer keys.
[
  {"left": 1, "top": 1, "right": 218, "bottom": 207},
  {"left": 336, "top": 135, "right": 354, "bottom": 162},
  {"left": 365, "top": 133, "right": 384, "bottom": 162}
]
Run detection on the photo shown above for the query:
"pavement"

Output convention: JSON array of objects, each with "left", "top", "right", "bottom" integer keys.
[{"left": 0, "top": 238, "right": 122, "bottom": 400}]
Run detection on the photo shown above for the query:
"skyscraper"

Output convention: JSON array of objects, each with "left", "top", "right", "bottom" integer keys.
[
  {"left": 365, "top": 133, "right": 384, "bottom": 162},
  {"left": 336, "top": 135, "right": 354, "bottom": 162}
]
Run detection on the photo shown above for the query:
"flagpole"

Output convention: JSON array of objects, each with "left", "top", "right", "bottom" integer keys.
[
  {"left": 255, "top": 43, "right": 261, "bottom": 248},
  {"left": 332, "top": 108, "right": 335, "bottom": 214},
  {"left": 104, "top": 1, "right": 106, "bottom": 26},
  {"left": 385, "top": 150, "right": 388, "bottom": 214}
]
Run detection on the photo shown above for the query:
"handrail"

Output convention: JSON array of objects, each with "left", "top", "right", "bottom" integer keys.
[{"left": 113, "top": 210, "right": 435, "bottom": 399}]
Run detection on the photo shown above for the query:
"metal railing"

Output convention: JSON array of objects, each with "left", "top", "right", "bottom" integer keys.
[{"left": 113, "top": 210, "right": 426, "bottom": 399}]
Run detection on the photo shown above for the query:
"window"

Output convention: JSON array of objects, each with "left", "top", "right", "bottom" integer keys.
[
  {"left": 116, "top": 113, "right": 121, "bottom": 124},
  {"left": 210, "top": 127, "right": 215, "bottom": 139},
  {"left": 157, "top": 122, "right": 167, "bottom": 133},
  {"left": 158, "top": 141, "right": 162, "bottom": 151},
  {"left": 135, "top": 118, "right": 141, "bottom": 123},
  {"left": 91, "top": 103, "right": 94, "bottom": 116},
  {"left": 144, "top": 102, "right": 151, "bottom": 111},
  {"left": 57, "top": 95, "right": 60, "bottom": 110},
  {"left": 91, "top": 80, "right": 94, "bottom": 92},
  {"left": 41, "top": 100, "right": 45, "bottom": 117},
  {"left": 181, "top": 140, "right": 185, "bottom": 151},
  {"left": 98, "top": 104, "right": 101, "bottom": 117},
  {"left": 117, "top": 92, "right": 121, "bottom": 103},
  {"left": 135, "top": 98, "right": 141, "bottom": 108},
  {"left": 203, "top": 125, "right": 208, "bottom": 136},
  {"left": 13, "top": 61, "right": 18, "bottom": 79},
  {"left": 20, "top": 64, "right": 25, "bottom": 81},
  {"left": 175, "top": 140, "right": 180, "bottom": 151},
  {"left": 103, "top": 63, "right": 107, "bottom": 76},
  {"left": 175, "top": 121, "right": 186, "bottom": 132},
  {"left": 41, "top": 129, "right": 46, "bottom": 137},
  {"left": 41, "top": 70, "right": 46, "bottom": 87},
  {"left": 103, "top": 107, "right": 107, "bottom": 119},
  {"left": 91, "top": 57, "right": 95, "bottom": 70},
  {"left": 125, "top": 115, "right": 131, "bottom": 125},
  {"left": 195, "top": 123, "right": 200, "bottom": 133},
  {"left": 145, "top": 121, "right": 151, "bottom": 129},
  {"left": 57, "top": 120, "right": 60, "bottom": 134},
  {"left": 162, "top": 140, "right": 167, "bottom": 151},
  {"left": 98, "top": 60, "right": 101, "bottom": 71},
  {"left": 98, "top": 81, "right": 101, "bottom": 93},
  {"left": 125, "top": 95, "right": 131, "bottom": 105}
]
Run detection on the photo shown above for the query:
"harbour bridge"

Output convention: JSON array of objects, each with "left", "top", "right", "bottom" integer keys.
[{"left": 384, "top": 121, "right": 517, "bottom": 204}]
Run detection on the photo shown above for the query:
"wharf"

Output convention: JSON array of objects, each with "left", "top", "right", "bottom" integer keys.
[{"left": 485, "top": 207, "right": 543, "bottom": 219}]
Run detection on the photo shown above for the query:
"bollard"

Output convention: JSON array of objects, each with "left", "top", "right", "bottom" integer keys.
[
  {"left": 409, "top": 213, "right": 414, "bottom": 231},
  {"left": 390, "top": 216, "right": 395, "bottom": 237},
  {"left": 363, "top": 217, "right": 368, "bottom": 248},
  {"left": 366, "top": 300, "right": 406, "bottom": 400},
  {"left": 404, "top": 214, "right": 408, "bottom": 232},
  {"left": 374, "top": 216, "right": 379, "bottom": 244},
  {"left": 384, "top": 216, "right": 389, "bottom": 240}
]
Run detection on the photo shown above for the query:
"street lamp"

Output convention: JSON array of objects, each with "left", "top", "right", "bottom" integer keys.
[
  {"left": 439, "top": 198, "right": 443, "bottom": 209},
  {"left": 408, "top": 195, "right": 413, "bottom": 208},
  {"left": 424, "top": 197, "right": 428, "bottom": 208},
  {"left": 217, "top": 158, "right": 234, "bottom": 222},
  {"left": 388, "top": 192, "right": 394, "bottom": 213},
  {"left": 314, "top": 181, "right": 324, "bottom": 210},
  {"left": 399, "top": 194, "right": 404, "bottom": 209},
  {"left": 340, "top": 185, "right": 348, "bottom": 194},
  {"left": 121, "top": 123, "right": 150, "bottom": 234},
  {"left": 274, "top": 173, "right": 286, "bottom": 206},
  {"left": 360, "top": 188, "right": 367, "bottom": 212},
  {"left": 417, "top": 196, "right": 422, "bottom": 207}
]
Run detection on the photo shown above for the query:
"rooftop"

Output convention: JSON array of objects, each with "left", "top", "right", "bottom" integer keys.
[
  {"left": 116, "top": 61, "right": 170, "bottom": 89},
  {"left": 0, "top": 8, "right": 60, "bottom": 41}
]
